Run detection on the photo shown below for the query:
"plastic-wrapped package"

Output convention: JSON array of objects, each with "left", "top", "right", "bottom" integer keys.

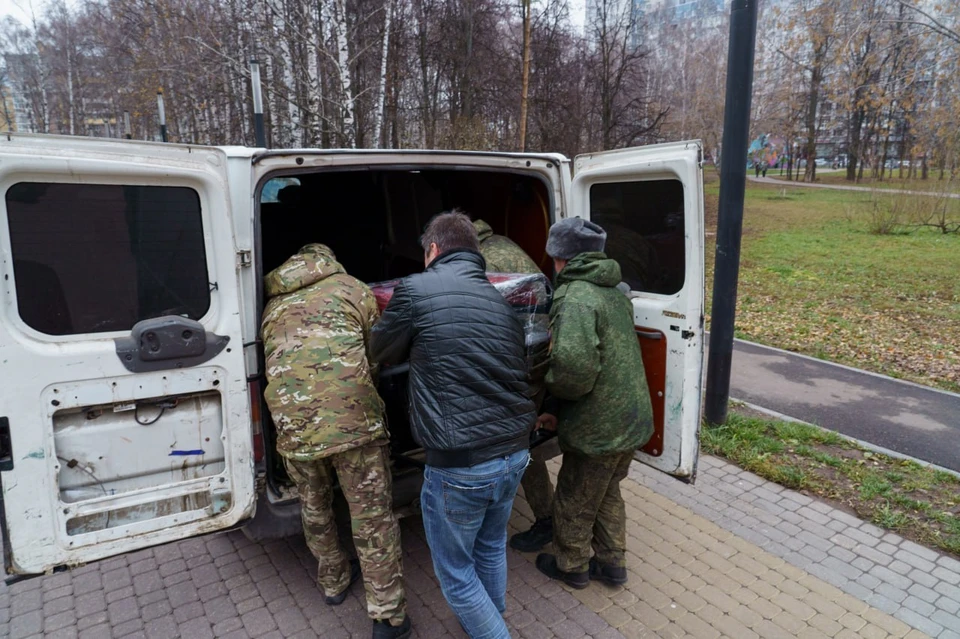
[
  {"left": 369, "top": 273, "right": 552, "bottom": 334},
  {"left": 369, "top": 273, "right": 553, "bottom": 402},
  {"left": 488, "top": 273, "right": 553, "bottom": 407}
]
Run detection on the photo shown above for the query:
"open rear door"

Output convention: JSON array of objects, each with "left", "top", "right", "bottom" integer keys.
[
  {"left": 570, "top": 141, "right": 705, "bottom": 480},
  {"left": 0, "top": 135, "right": 255, "bottom": 575}
]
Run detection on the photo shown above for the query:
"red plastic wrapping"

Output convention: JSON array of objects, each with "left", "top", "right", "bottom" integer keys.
[
  {"left": 370, "top": 272, "right": 552, "bottom": 346},
  {"left": 371, "top": 273, "right": 550, "bottom": 313}
]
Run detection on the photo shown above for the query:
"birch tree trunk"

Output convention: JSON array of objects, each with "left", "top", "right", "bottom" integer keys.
[
  {"left": 66, "top": 51, "right": 75, "bottom": 135},
  {"left": 372, "top": 0, "right": 393, "bottom": 149},
  {"left": 518, "top": 0, "right": 531, "bottom": 151},
  {"left": 330, "top": 0, "right": 356, "bottom": 147},
  {"left": 30, "top": 10, "right": 49, "bottom": 133}
]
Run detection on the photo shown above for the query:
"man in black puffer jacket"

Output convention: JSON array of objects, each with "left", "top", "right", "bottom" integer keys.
[{"left": 371, "top": 210, "right": 535, "bottom": 639}]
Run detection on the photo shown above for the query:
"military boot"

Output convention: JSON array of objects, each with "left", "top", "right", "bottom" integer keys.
[
  {"left": 589, "top": 557, "right": 628, "bottom": 586},
  {"left": 324, "top": 559, "right": 361, "bottom": 605},
  {"left": 372, "top": 615, "right": 412, "bottom": 639},
  {"left": 509, "top": 517, "right": 553, "bottom": 552},
  {"left": 535, "top": 553, "right": 589, "bottom": 589}
]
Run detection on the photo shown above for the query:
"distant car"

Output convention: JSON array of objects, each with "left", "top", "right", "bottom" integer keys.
[{"left": 815, "top": 158, "right": 829, "bottom": 167}]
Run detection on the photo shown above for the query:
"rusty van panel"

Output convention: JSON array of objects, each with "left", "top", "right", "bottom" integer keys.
[{"left": 637, "top": 327, "right": 666, "bottom": 457}]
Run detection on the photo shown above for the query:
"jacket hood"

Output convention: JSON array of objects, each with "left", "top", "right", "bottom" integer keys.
[
  {"left": 264, "top": 243, "right": 345, "bottom": 298},
  {"left": 556, "top": 252, "right": 621, "bottom": 288},
  {"left": 473, "top": 219, "right": 494, "bottom": 243}
]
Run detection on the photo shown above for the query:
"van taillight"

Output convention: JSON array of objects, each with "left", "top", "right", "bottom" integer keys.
[{"left": 248, "top": 381, "right": 264, "bottom": 463}]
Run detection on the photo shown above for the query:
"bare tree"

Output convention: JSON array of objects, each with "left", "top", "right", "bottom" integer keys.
[{"left": 586, "top": 0, "right": 665, "bottom": 150}]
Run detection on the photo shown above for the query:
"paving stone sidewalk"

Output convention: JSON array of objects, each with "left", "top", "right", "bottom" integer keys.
[
  {"left": 1, "top": 454, "right": 936, "bottom": 639},
  {"left": 634, "top": 454, "right": 960, "bottom": 638}
]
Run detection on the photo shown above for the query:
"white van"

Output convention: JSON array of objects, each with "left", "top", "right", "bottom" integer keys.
[{"left": 0, "top": 134, "right": 705, "bottom": 577}]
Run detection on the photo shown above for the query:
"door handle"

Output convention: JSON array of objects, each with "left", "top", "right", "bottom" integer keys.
[
  {"left": 0, "top": 417, "right": 12, "bottom": 471},
  {"left": 636, "top": 330, "right": 662, "bottom": 340}
]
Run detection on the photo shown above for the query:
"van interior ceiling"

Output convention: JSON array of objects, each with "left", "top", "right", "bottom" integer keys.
[
  {"left": 256, "top": 167, "right": 552, "bottom": 491},
  {"left": 258, "top": 168, "right": 553, "bottom": 284}
]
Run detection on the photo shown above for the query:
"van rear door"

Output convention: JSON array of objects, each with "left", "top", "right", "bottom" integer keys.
[
  {"left": 569, "top": 141, "right": 705, "bottom": 480},
  {"left": 0, "top": 135, "right": 255, "bottom": 575}
]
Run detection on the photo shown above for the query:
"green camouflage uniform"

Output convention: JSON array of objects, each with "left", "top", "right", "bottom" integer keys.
[
  {"left": 474, "top": 219, "right": 554, "bottom": 522},
  {"left": 262, "top": 244, "right": 406, "bottom": 624},
  {"left": 545, "top": 251, "right": 653, "bottom": 572},
  {"left": 474, "top": 219, "right": 542, "bottom": 274}
]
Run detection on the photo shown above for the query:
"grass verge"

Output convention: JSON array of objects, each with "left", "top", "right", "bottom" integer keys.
[
  {"left": 703, "top": 177, "right": 960, "bottom": 392},
  {"left": 703, "top": 411, "right": 960, "bottom": 559}
]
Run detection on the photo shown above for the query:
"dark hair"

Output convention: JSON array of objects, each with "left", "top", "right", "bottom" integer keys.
[{"left": 420, "top": 209, "right": 480, "bottom": 254}]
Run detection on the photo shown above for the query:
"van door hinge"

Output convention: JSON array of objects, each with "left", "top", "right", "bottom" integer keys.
[
  {"left": 237, "top": 250, "right": 252, "bottom": 268},
  {"left": 681, "top": 330, "right": 695, "bottom": 340}
]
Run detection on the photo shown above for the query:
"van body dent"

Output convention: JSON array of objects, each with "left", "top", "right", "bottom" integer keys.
[{"left": 0, "top": 135, "right": 706, "bottom": 576}]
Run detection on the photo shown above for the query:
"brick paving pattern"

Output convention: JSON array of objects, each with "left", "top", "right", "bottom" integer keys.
[
  {"left": 637, "top": 455, "right": 960, "bottom": 638},
  {"left": 0, "top": 455, "right": 951, "bottom": 638}
]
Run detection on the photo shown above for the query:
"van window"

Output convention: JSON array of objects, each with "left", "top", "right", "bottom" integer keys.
[
  {"left": 5, "top": 183, "right": 210, "bottom": 335},
  {"left": 261, "top": 177, "right": 300, "bottom": 204},
  {"left": 590, "top": 180, "right": 686, "bottom": 295}
]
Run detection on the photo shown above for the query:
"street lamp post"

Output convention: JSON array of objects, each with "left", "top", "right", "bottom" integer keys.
[{"left": 704, "top": 0, "right": 760, "bottom": 425}]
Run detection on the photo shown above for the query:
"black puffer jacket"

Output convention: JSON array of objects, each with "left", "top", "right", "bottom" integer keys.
[{"left": 370, "top": 250, "right": 535, "bottom": 467}]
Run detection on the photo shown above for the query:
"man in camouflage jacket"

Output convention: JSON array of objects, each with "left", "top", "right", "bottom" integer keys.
[
  {"left": 261, "top": 244, "right": 410, "bottom": 639},
  {"left": 533, "top": 219, "right": 653, "bottom": 590},
  {"left": 473, "top": 219, "right": 556, "bottom": 553}
]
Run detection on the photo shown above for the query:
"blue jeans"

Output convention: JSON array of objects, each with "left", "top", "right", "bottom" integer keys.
[{"left": 421, "top": 449, "right": 530, "bottom": 639}]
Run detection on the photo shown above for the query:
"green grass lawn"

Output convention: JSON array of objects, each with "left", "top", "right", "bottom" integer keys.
[
  {"left": 703, "top": 412, "right": 960, "bottom": 558},
  {"left": 704, "top": 178, "right": 960, "bottom": 392}
]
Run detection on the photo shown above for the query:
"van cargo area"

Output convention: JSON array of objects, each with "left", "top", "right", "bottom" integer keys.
[{"left": 255, "top": 167, "right": 553, "bottom": 505}]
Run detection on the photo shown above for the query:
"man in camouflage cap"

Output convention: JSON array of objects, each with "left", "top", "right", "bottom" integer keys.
[
  {"left": 534, "top": 219, "right": 653, "bottom": 590},
  {"left": 473, "top": 218, "right": 556, "bottom": 553},
  {"left": 261, "top": 244, "right": 410, "bottom": 639}
]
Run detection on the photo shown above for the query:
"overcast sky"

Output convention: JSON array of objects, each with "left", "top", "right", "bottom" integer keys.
[
  {"left": 0, "top": 0, "right": 65, "bottom": 25},
  {"left": 1, "top": 0, "right": 33, "bottom": 23}
]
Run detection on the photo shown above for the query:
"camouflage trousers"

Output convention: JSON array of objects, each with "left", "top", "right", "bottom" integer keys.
[
  {"left": 283, "top": 442, "right": 406, "bottom": 624},
  {"left": 520, "top": 457, "right": 554, "bottom": 521},
  {"left": 552, "top": 450, "right": 634, "bottom": 573}
]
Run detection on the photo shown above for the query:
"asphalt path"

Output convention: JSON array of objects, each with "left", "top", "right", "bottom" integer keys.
[
  {"left": 749, "top": 174, "right": 960, "bottom": 199},
  {"left": 708, "top": 336, "right": 960, "bottom": 472}
]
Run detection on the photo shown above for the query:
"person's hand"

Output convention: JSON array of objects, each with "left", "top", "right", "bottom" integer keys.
[{"left": 537, "top": 413, "right": 557, "bottom": 432}]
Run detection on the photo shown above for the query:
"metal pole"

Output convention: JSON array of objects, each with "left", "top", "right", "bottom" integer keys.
[
  {"left": 123, "top": 111, "right": 132, "bottom": 139},
  {"left": 704, "top": 0, "right": 759, "bottom": 425},
  {"left": 156, "top": 90, "right": 167, "bottom": 143},
  {"left": 249, "top": 58, "right": 266, "bottom": 148}
]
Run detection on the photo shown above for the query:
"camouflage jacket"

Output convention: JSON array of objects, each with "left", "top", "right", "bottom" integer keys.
[
  {"left": 545, "top": 252, "right": 653, "bottom": 456},
  {"left": 474, "top": 219, "right": 541, "bottom": 274},
  {"left": 261, "top": 244, "right": 387, "bottom": 461}
]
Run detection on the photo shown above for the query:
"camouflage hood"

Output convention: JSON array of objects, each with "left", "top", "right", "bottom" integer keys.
[
  {"left": 556, "top": 251, "right": 621, "bottom": 289},
  {"left": 473, "top": 219, "right": 495, "bottom": 243},
  {"left": 264, "top": 243, "right": 345, "bottom": 298}
]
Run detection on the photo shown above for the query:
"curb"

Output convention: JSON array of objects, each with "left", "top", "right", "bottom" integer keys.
[{"left": 730, "top": 397, "right": 960, "bottom": 481}]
